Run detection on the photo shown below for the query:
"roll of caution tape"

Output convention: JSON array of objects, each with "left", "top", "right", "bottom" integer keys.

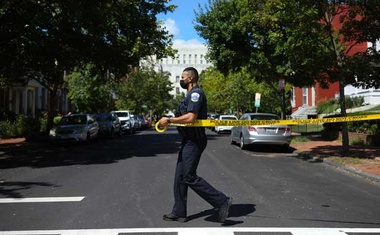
[
  {"left": 154, "top": 114, "right": 380, "bottom": 132},
  {"left": 155, "top": 122, "right": 168, "bottom": 133}
]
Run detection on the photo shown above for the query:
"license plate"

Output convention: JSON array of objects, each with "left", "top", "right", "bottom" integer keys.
[{"left": 266, "top": 128, "right": 276, "bottom": 133}]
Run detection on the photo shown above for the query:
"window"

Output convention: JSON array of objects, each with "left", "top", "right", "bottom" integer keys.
[
  {"left": 183, "top": 54, "right": 186, "bottom": 64},
  {"left": 200, "top": 55, "right": 203, "bottom": 64},
  {"left": 176, "top": 76, "right": 180, "bottom": 83},
  {"left": 291, "top": 87, "right": 296, "bottom": 107},
  {"left": 194, "top": 54, "right": 197, "bottom": 64},
  {"left": 41, "top": 87, "right": 46, "bottom": 109},
  {"left": 189, "top": 54, "right": 192, "bottom": 64},
  {"left": 302, "top": 87, "right": 308, "bottom": 105},
  {"left": 176, "top": 87, "right": 180, "bottom": 94}
]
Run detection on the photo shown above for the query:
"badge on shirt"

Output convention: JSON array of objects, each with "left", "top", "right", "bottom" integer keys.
[{"left": 191, "top": 92, "right": 200, "bottom": 102}]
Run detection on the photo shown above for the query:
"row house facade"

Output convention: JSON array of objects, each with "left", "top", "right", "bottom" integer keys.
[
  {"left": 0, "top": 79, "right": 72, "bottom": 118},
  {"left": 290, "top": 7, "right": 379, "bottom": 119}
]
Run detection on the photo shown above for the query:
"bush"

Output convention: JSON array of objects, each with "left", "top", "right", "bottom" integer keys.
[
  {"left": 317, "top": 96, "right": 365, "bottom": 114},
  {"left": 316, "top": 99, "right": 339, "bottom": 114},
  {"left": 350, "top": 138, "right": 366, "bottom": 146},
  {"left": 0, "top": 115, "right": 42, "bottom": 138},
  {"left": 53, "top": 116, "right": 62, "bottom": 125},
  {"left": 347, "top": 118, "right": 380, "bottom": 134},
  {"left": 39, "top": 117, "right": 48, "bottom": 132},
  {"left": 344, "top": 96, "right": 364, "bottom": 109},
  {"left": 0, "top": 120, "right": 14, "bottom": 138}
]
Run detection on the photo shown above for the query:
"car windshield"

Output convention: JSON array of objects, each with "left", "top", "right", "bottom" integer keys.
[
  {"left": 59, "top": 115, "right": 87, "bottom": 125},
  {"left": 221, "top": 116, "right": 237, "bottom": 120},
  {"left": 94, "top": 113, "right": 111, "bottom": 121},
  {"left": 250, "top": 114, "right": 280, "bottom": 120},
  {"left": 114, "top": 112, "right": 129, "bottom": 118}
]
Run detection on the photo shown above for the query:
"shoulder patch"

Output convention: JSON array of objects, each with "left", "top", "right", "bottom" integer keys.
[{"left": 191, "top": 92, "right": 200, "bottom": 102}]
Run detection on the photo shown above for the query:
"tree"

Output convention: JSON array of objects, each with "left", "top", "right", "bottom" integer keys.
[
  {"left": 195, "top": 0, "right": 330, "bottom": 118},
  {"left": 65, "top": 63, "right": 115, "bottom": 113},
  {"left": 195, "top": 0, "right": 380, "bottom": 156},
  {"left": 200, "top": 67, "right": 290, "bottom": 116},
  {"left": 311, "top": 1, "right": 380, "bottom": 155},
  {"left": 115, "top": 66, "right": 173, "bottom": 117},
  {"left": 0, "top": 0, "right": 176, "bottom": 130},
  {"left": 199, "top": 67, "right": 230, "bottom": 114}
]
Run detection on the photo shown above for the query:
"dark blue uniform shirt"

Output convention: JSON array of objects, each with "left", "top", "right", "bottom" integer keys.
[{"left": 176, "top": 85, "right": 207, "bottom": 140}]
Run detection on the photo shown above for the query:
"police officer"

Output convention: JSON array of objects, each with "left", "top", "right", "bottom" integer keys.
[{"left": 158, "top": 67, "right": 232, "bottom": 223}]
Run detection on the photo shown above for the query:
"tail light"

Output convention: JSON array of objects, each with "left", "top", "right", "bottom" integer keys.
[
  {"left": 285, "top": 127, "right": 291, "bottom": 134},
  {"left": 248, "top": 126, "right": 263, "bottom": 132}
]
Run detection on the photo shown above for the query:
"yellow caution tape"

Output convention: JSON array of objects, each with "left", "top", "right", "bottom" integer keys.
[{"left": 155, "top": 114, "right": 380, "bottom": 132}]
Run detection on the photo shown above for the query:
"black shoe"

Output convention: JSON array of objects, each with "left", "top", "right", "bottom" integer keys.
[
  {"left": 163, "top": 213, "right": 188, "bottom": 223},
  {"left": 218, "top": 197, "right": 232, "bottom": 222}
]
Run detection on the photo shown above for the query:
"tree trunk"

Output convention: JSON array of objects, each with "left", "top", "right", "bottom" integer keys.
[
  {"left": 339, "top": 78, "right": 349, "bottom": 156},
  {"left": 47, "top": 86, "right": 57, "bottom": 133}
]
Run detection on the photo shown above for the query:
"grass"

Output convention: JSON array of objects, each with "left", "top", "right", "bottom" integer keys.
[
  {"left": 291, "top": 136, "right": 311, "bottom": 144},
  {"left": 365, "top": 104, "right": 380, "bottom": 112},
  {"left": 350, "top": 137, "right": 366, "bottom": 146},
  {"left": 327, "top": 156, "right": 376, "bottom": 165}
]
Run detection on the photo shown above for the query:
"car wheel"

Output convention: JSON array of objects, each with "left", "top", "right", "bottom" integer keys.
[
  {"left": 110, "top": 128, "right": 115, "bottom": 138},
  {"left": 230, "top": 136, "right": 236, "bottom": 145},
  {"left": 240, "top": 135, "right": 247, "bottom": 150},
  {"left": 86, "top": 132, "right": 91, "bottom": 142}
]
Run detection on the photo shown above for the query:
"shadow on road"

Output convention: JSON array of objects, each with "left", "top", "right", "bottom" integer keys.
[
  {"left": 0, "top": 181, "right": 60, "bottom": 198},
  {"left": 186, "top": 203, "right": 256, "bottom": 226},
  {"left": 0, "top": 129, "right": 181, "bottom": 169}
]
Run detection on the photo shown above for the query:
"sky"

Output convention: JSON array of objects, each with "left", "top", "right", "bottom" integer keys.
[{"left": 158, "top": 0, "right": 209, "bottom": 45}]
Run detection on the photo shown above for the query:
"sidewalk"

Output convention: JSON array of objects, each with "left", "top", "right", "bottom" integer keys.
[{"left": 291, "top": 138, "right": 380, "bottom": 183}]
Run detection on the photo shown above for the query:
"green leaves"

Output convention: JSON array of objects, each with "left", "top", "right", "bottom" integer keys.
[
  {"left": 0, "top": 0, "right": 175, "bottom": 85},
  {"left": 114, "top": 66, "right": 174, "bottom": 116},
  {"left": 65, "top": 63, "right": 115, "bottom": 113}
]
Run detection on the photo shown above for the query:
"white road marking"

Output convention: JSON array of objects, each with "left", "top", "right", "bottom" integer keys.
[
  {"left": 0, "top": 197, "right": 85, "bottom": 203},
  {"left": 0, "top": 227, "right": 380, "bottom": 235}
]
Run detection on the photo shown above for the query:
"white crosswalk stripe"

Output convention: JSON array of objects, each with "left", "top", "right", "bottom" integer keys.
[
  {"left": 0, "top": 227, "right": 380, "bottom": 235},
  {"left": 0, "top": 197, "right": 85, "bottom": 203}
]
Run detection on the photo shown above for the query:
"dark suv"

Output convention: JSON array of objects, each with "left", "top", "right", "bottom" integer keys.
[{"left": 93, "top": 112, "right": 122, "bottom": 138}]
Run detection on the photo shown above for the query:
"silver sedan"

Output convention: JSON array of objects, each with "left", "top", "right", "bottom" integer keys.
[
  {"left": 49, "top": 114, "right": 99, "bottom": 143},
  {"left": 231, "top": 113, "right": 292, "bottom": 150}
]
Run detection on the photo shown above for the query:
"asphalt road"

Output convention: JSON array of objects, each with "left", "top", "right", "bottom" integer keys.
[{"left": 0, "top": 127, "right": 380, "bottom": 234}]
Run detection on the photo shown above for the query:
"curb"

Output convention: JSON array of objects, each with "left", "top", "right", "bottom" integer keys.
[
  {"left": 323, "top": 159, "right": 380, "bottom": 184},
  {"left": 295, "top": 151, "right": 380, "bottom": 184}
]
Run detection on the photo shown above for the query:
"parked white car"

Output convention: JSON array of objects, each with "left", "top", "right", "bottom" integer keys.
[
  {"left": 49, "top": 114, "right": 99, "bottom": 143},
  {"left": 214, "top": 115, "right": 238, "bottom": 133},
  {"left": 112, "top": 110, "right": 134, "bottom": 134}
]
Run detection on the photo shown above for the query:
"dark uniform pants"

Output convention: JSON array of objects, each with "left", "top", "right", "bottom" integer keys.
[{"left": 172, "top": 137, "right": 227, "bottom": 217}]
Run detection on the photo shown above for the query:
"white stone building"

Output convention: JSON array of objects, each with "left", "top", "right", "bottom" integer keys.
[
  {"left": 344, "top": 40, "right": 380, "bottom": 105},
  {"left": 142, "top": 44, "right": 212, "bottom": 96}
]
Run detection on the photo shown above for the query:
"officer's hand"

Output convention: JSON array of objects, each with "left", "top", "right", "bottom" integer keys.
[{"left": 158, "top": 117, "right": 169, "bottom": 127}]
